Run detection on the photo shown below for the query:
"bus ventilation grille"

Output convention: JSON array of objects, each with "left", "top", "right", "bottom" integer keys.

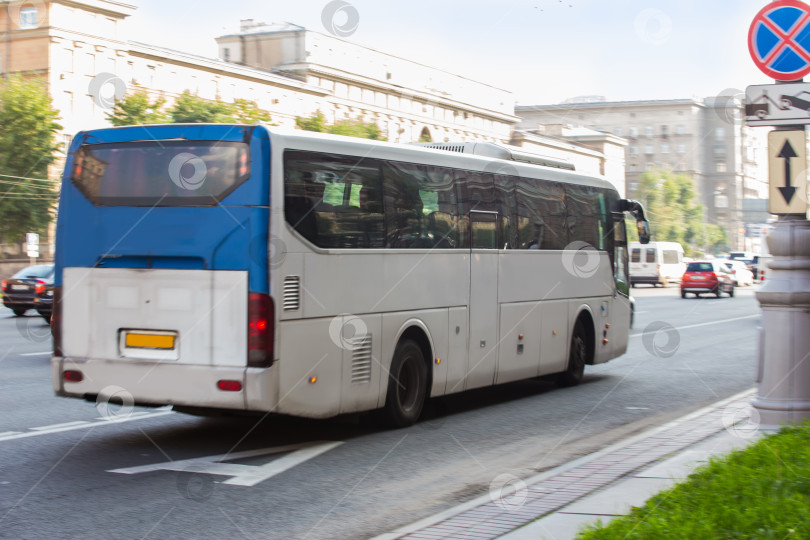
[
  {"left": 424, "top": 144, "right": 466, "bottom": 153},
  {"left": 283, "top": 276, "right": 301, "bottom": 311},
  {"left": 350, "top": 335, "right": 372, "bottom": 383}
]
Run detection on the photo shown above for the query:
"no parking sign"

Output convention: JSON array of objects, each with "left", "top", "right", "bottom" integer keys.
[{"left": 749, "top": 0, "right": 810, "bottom": 80}]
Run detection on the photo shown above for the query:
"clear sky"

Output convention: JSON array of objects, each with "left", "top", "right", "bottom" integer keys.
[{"left": 126, "top": 0, "right": 776, "bottom": 105}]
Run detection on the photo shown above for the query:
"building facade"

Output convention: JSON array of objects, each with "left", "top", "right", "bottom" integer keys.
[
  {"left": 215, "top": 21, "right": 516, "bottom": 144},
  {"left": 0, "top": 1, "right": 518, "bottom": 148},
  {"left": 516, "top": 98, "right": 769, "bottom": 250}
]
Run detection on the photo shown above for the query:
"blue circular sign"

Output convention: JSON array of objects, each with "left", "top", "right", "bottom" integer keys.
[{"left": 749, "top": 0, "right": 810, "bottom": 80}]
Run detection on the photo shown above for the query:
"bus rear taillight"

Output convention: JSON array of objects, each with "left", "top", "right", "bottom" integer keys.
[
  {"left": 248, "top": 292, "right": 274, "bottom": 368},
  {"left": 52, "top": 286, "right": 63, "bottom": 357}
]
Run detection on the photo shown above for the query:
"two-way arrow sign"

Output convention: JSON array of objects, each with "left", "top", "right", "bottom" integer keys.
[
  {"left": 768, "top": 130, "right": 808, "bottom": 215},
  {"left": 777, "top": 140, "right": 798, "bottom": 205}
]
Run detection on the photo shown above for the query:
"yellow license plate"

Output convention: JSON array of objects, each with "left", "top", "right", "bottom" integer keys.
[{"left": 125, "top": 333, "right": 175, "bottom": 350}]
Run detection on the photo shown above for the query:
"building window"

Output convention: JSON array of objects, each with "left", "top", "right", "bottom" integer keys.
[
  {"left": 661, "top": 144, "right": 670, "bottom": 154},
  {"left": 62, "top": 49, "right": 74, "bottom": 73},
  {"left": 644, "top": 126, "right": 653, "bottom": 137},
  {"left": 629, "top": 163, "right": 637, "bottom": 172},
  {"left": 644, "top": 144, "right": 653, "bottom": 155},
  {"left": 645, "top": 163, "right": 654, "bottom": 171},
  {"left": 20, "top": 7, "right": 37, "bottom": 29},
  {"left": 715, "top": 194, "right": 728, "bottom": 208},
  {"left": 677, "top": 143, "right": 686, "bottom": 154},
  {"left": 223, "top": 48, "right": 231, "bottom": 62},
  {"left": 715, "top": 127, "right": 725, "bottom": 141},
  {"left": 661, "top": 125, "right": 668, "bottom": 136},
  {"left": 629, "top": 145, "right": 638, "bottom": 155},
  {"left": 629, "top": 127, "right": 638, "bottom": 138},
  {"left": 716, "top": 161, "right": 727, "bottom": 172},
  {"left": 614, "top": 127, "right": 623, "bottom": 136},
  {"left": 63, "top": 91, "right": 74, "bottom": 114},
  {"left": 714, "top": 145, "right": 726, "bottom": 155},
  {"left": 676, "top": 124, "right": 686, "bottom": 135}
]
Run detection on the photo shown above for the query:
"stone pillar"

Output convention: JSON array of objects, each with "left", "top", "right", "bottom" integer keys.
[{"left": 752, "top": 217, "right": 810, "bottom": 427}]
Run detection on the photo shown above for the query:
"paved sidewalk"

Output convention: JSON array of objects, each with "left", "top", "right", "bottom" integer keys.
[{"left": 377, "top": 389, "right": 759, "bottom": 540}]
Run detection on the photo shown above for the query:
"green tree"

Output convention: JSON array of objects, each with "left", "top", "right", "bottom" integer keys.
[
  {"left": 167, "top": 92, "right": 272, "bottom": 124},
  {"left": 295, "top": 111, "right": 386, "bottom": 140},
  {"left": 295, "top": 110, "right": 328, "bottom": 132},
  {"left": 0, "top": 77, "right": 62, "bottom": 245},
  {"left": 106, "top": 87, "right": 169, "bottom": 126},
  {"left": 169, "top": 91, "right": 234, "bottom": 123},
  {"left": 231, "top": 98, "right": 272, "bottom": 124},
  {"left": 632, "top": 169, "right": 729, "bottom": 256}
]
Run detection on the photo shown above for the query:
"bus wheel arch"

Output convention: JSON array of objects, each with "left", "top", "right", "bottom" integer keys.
[
  {"left": 382, "top": 325, "right": 433, "bottom": 427},
  {"left": 557, "top": 308, "right": 595, "bottom": 387}
]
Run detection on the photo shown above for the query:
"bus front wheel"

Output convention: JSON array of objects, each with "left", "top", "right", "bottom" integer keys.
[
  {"left": 557, "top": 322, "right": 587, "bottom": 387},
  {"left": 383, "top": 339, "right": 427, "bottom": 428}
]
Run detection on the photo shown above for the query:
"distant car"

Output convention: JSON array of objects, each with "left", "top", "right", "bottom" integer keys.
[
  {"left": 747, "top": 254, "right": 768, "bottom": 280},
  {"left": 34, "top": 280, "right": 54, "bottom": 322},
  {"left": 629, "top": 241, "right": 686, "bottom": 287},
  {"left": 719, "top": 260, "right": 754, "bottom": 287},
  {"left": 755, "top": 255, "right": 773, "bottom": 282},
  {"left": 681, "top": 260, "right": 734, "bottom": 298},
  {"left": 1, "top": 264, "right": 55, "bottom": 316}
]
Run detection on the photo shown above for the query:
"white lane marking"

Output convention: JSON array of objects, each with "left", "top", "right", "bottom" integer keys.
[
  {"left": 30, "top": 421, "right": 89, "bottom": 431},
  {"left": 0, "top": 432, "right": 22, "bottom": 437},
  {"left": 630, "top": 314, "right": 759, "bottom": 337},
  {"left": 94, "top": 411, "right": 153, "bottom": 421},
  {"left": 20, "top": 352, "right": 51, "bottom": 356},
  {"left": 0, "top": 410, "right": 174, "bottom": 442},
  {"left": 109, "top": 441, "right": 344, "bottom": 487}
]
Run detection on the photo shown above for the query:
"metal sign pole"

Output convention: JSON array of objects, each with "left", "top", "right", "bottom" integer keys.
[{"left": 747, "top": 0, "right": 810, "bottom": 428}]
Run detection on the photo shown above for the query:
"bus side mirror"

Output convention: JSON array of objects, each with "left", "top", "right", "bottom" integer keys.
[
  {"left": 617, "top": 199, "right": 650, "bottom": 244},
  {"left": 637, "top": 220, "right": 650, "bottom": 244}
]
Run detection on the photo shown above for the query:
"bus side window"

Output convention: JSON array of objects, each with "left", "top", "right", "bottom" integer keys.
[{"left": 383, "top": 162, "right": 425, "bottom": 248}]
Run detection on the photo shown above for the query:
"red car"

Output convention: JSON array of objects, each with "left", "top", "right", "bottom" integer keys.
[{"left": 680, "top": 260, "right": 735, "bottom": 298}]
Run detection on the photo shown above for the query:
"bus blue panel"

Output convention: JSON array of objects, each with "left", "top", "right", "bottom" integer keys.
[
  {"left": 55, "top": 125, "right": 272, "bottom": 294},
  {"left": 67, "top": 124, "right": 271, "bottom": 208},
  {"left": 55, "top": 198, "right": 269, "bottom": 293}
]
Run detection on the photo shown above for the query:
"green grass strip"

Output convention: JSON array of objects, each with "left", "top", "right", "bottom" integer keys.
[{"left": 576, "top": 421, "right": 810, "bottom": 539}]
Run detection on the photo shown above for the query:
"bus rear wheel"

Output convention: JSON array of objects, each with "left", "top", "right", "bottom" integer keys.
[
  {"left": 383, "top": 339, "right": 427, "bottom": 428},
  {"left": 557, "top": 321, "right": 587, "bottom": 387}
]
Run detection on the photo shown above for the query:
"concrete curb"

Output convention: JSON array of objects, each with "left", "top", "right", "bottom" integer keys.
[{"left": 372, "top": 387, "right": 756, "bottom": 540}]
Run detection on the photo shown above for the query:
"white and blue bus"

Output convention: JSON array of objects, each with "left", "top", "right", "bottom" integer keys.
[{"left": 52, "top": 124, "right": 649, "bottom": 427}]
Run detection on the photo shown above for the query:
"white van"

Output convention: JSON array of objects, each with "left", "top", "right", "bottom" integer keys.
[{"left": 629, "top": 241, "right": 686, "bottom": 287}]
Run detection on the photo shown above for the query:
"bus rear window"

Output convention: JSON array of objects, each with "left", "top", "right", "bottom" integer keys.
[{"left": 71, "top": 140, "right": 250, "bottom": 206}]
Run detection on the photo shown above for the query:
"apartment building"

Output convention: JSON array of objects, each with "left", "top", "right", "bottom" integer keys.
[{"left": 516, "top": 98, "right": 768, "bottom": 249}]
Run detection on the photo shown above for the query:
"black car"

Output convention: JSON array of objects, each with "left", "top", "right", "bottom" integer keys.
[
  {"left": 1, "top": 264, "right": 55, "bottom": 316},
  {"left": 34, "top": 280, "right": 54, "bottom": 322}
]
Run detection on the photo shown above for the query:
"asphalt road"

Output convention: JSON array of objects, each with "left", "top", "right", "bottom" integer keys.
[{"left": 0, "top": 285, "right": 761, "bottom": 539}]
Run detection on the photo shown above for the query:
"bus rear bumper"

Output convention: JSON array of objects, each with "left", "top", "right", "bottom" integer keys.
[{"left": 51, "top": 356, "right": 277, "bottom": 411}]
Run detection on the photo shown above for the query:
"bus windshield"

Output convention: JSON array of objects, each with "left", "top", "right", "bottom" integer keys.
[{"left": 71, "top": 140, "right": 250, "bottom": 206}]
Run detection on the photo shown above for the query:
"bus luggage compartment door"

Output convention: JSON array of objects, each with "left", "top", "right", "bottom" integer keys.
[{"left": 62, "top": 268, "right": 247, "bottom": 366}]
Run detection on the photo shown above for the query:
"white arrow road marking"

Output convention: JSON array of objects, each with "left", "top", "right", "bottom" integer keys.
[
  {"left": 20, "top": 352, "right": 51, "bottom": 356},
  {"left": 108, "top": 441, "right": 344, "bottom": 487}
]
